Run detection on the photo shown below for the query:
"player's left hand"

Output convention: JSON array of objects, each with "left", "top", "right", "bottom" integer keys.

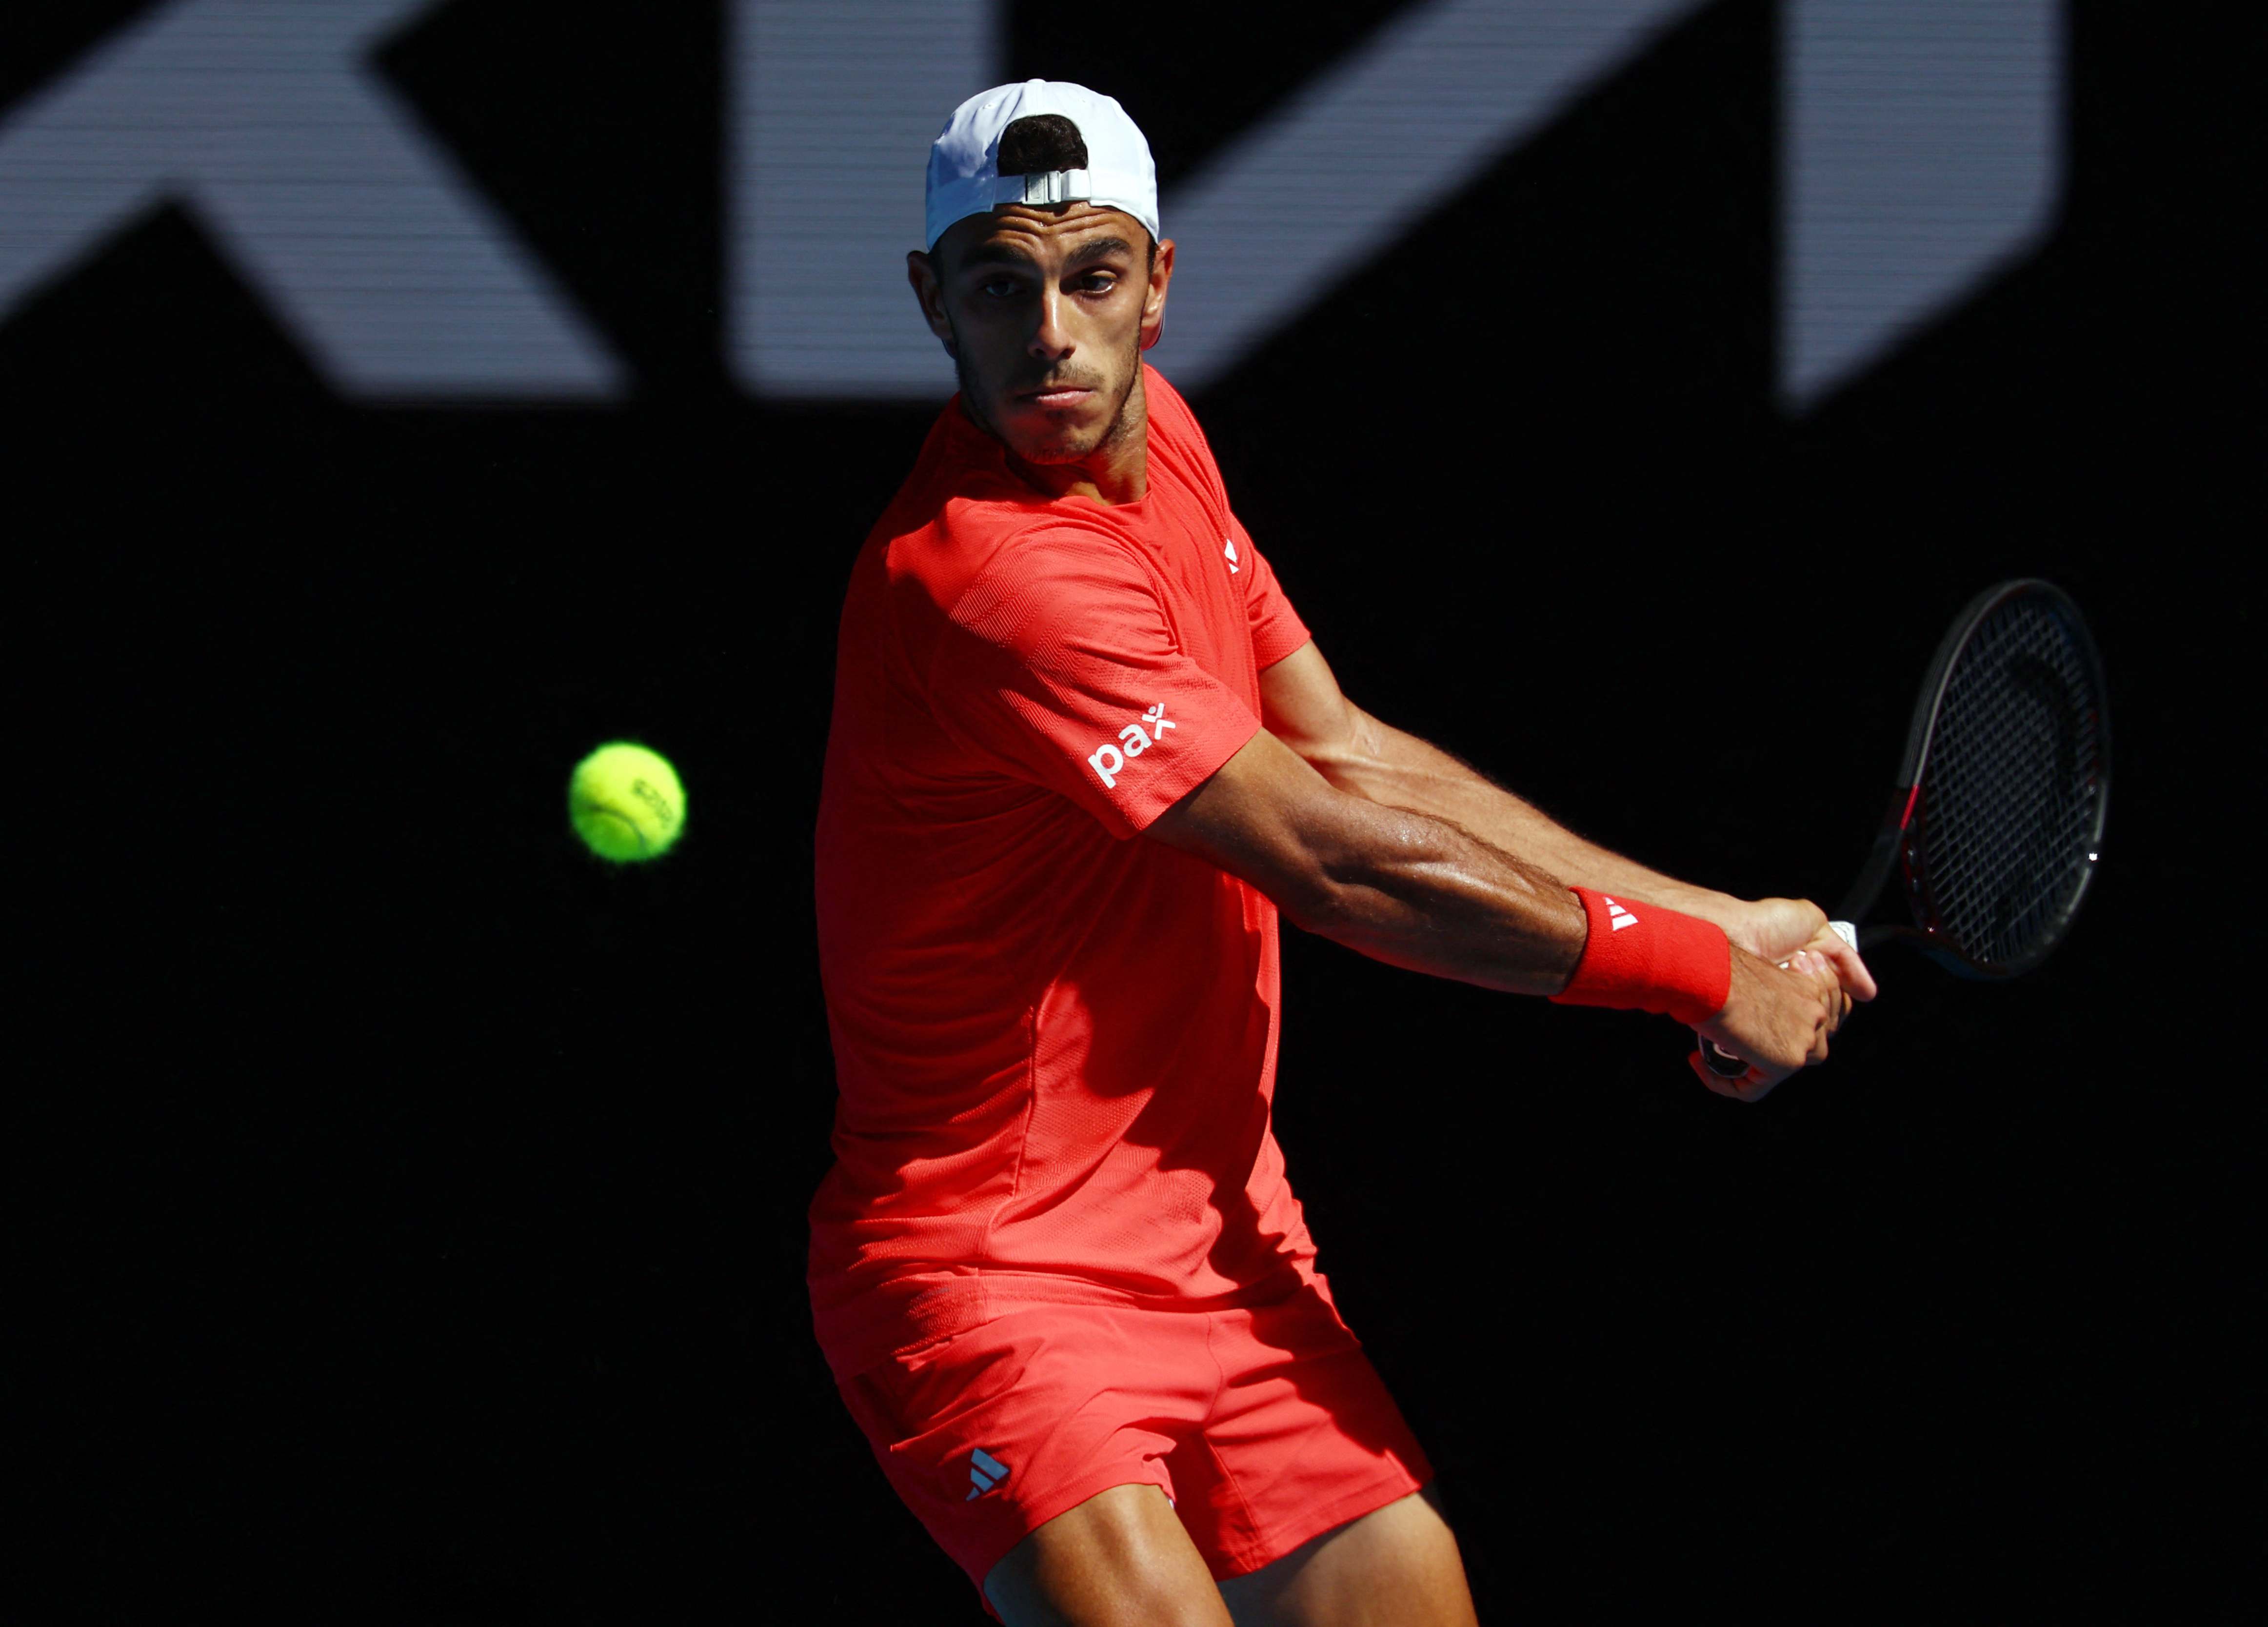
[
  {"left": 1720, "top": 897, "right": 1879, "bottom": 1008},
  {"left": 1720, "top": 895, "right": 1828, "bottom": 963},
  {"left": 1803, "top": 919, "right": 1878, "bottom": 1008}
]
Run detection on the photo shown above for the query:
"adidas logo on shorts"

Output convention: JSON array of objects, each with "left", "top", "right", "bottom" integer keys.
[{"left": 964, "top": 1447, "right": 1010, "bottom": 1501}]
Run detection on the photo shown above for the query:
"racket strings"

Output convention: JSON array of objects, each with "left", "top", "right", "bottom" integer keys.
[{"left": 1914, "top": 596, "right": 2106, "bottom": 966}]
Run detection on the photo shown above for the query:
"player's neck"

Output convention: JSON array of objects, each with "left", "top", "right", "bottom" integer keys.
[{"left": 1003, "top": 372, "right": 1150, "bottom": 507}]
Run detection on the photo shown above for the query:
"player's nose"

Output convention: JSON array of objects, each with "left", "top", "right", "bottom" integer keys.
[{"left": 1027, "top": 288, "right": 1074, "bottom": 361}]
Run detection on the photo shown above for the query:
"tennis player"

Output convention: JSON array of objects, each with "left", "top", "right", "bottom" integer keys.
[{"left": 813, "top": 80, "right": 1876, "bottom": 1626}]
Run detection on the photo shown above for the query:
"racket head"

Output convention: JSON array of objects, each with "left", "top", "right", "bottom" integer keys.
[{"left": 1872, "top": 579, "right": 2111, "bottom": 978}]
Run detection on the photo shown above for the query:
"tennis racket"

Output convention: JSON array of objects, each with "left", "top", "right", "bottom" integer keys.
[{"left": 1700, "top": 578, "right": 2111, "bottom": 1079}]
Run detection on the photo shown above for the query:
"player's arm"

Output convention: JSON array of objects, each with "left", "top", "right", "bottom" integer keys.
[
  {"left": 1257, "top": 639, "right": 1869, "bottom": 986},
  {"left": 1146, "top": 727, "right": 1849, "bottom": 1088}
]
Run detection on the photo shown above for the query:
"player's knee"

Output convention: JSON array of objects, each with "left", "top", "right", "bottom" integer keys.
[
  {"left": 985, "top": 1492, "right": 1233, "bottom": 1627},
  {"left": 988, "top": 1571, "right": 1228, "bottom": 1627},
  {"left": 1118, "top": 1582, "right": 1234, "bottom": 1627}
]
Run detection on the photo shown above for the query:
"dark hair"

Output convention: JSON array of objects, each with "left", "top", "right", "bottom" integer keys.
[
  {"left": 935, "top": 111, "right": 1153, "bottom": 270},
  {"left": 995, "top": 114, "right": 1088, "bottom": 176}
]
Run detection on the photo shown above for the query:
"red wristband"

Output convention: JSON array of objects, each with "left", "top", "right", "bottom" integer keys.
[{"left": 1549, "top": 888, "right": 1731, "bottom": 1026}]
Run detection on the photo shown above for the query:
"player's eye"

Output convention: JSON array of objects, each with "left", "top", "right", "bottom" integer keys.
[
  {"left": 979, "top": 276, "right": 1022, "bottom": 299},
  {"left": 1074, "top": 272, "right": 1118, "bottom": 294}
]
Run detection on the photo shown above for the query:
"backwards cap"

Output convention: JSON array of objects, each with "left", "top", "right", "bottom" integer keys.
[{"left": 925, "top": 80, "right": 1160, "bottom": 253}]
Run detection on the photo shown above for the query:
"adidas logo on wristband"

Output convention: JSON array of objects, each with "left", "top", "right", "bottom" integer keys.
[{"left": 1552, "top": 888, "right": 1731, "bottom": 1026}]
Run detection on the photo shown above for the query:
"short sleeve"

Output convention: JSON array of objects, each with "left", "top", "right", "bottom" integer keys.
[
  {"left": 1232, "top": 519, "right": 1311, "bottom": 669},
  {"left": 929, "top": 528, "right": 1263, "bottom": 838}
]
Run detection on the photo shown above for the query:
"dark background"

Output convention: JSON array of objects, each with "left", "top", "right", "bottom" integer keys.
[{"left": 3, "top": 2, "right": 2251, "bottom": 1621}]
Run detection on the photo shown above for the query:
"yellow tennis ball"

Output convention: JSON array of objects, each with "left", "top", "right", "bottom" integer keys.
[{"left": 567, "top": 742, "right": 686, "bottom": 863}]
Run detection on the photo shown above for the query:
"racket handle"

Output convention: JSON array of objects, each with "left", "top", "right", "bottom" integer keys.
[
  {"left": 1699, "top": 1039, "right": 1748, "bottom": 1077},
  {"left": 1698, "top": 921, "right": 1858, "bottom": 1079}
]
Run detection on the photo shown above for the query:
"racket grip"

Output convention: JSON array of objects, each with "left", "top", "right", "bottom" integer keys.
[{"left": 1697, "top": 921, "right": 1858, "bottom": 1078}]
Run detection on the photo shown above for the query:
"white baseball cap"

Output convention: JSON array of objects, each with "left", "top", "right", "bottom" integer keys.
[{"left": 925, "top": 80, "right": 1160, "bottom": 253}]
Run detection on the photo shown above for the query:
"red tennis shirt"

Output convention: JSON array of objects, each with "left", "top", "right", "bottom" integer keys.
[{"left": 810, "top": 366, "right": 1326, "bottom": 1381}]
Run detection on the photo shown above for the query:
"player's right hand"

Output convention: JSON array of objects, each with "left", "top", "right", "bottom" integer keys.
[{"left": 1690, "top": 944, "right": 1850, "bottom": 1102}]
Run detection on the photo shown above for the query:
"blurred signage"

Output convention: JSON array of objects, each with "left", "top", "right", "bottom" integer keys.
[
  {"left": 0, "top": 0, "right": 624, "bottom": 399},
  {"left": 0, "top": 0, "right": 2058, "bottom": 409}
]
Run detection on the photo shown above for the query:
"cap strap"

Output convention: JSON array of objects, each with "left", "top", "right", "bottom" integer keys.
[
  {"left": 1016, "top": 169, "right": 1093, "bottom": 205},
  {"left": 925, "top": 170, "right": 1160, "bottom": 250}
]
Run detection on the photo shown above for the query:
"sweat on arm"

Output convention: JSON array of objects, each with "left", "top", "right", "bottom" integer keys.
[{"left": 1144, "top": 726, "right": 1589, "bottom": 997}]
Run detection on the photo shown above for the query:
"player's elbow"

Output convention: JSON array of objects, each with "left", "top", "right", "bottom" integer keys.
[
  {"left": 1183, "top": 819, "right": 1371, "bottom": 936},
  {"left": 1148, "top": 732, "right": 1433, "bottom": 930},
  {"left": 1276, "top": 707, "right": 1389, "bottom": 791},
  {"left": 1285, "top": 740, "right": 1370, "bottom": 799},
  {"left": 1269, "top": 864, "right": 1364, "bottom": 937},
  {"left": 1262, "top": 824, "right": 1427, "bottom": 939}
]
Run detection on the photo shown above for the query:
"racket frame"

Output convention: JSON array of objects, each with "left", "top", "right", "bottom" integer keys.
[
  {"left": 1841, "top": 577, "right": 2110, "bottom": 980},
  {"left": 1697, "top": 578, "right": 2109, "bottom": 1080}
]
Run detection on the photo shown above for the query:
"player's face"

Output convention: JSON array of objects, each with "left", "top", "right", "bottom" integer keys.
[{"left": 911, "top": 205, "right": 1172, "bottom": 467}]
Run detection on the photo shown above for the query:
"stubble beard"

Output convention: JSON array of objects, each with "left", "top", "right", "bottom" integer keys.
[{"left": 954, "top": 323, "right": 1145, "bottom": 467}]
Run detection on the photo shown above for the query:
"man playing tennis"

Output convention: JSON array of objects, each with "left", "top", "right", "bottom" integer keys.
[{"left": 813, "top": 80, "right": 1876, "bottom": 1625}]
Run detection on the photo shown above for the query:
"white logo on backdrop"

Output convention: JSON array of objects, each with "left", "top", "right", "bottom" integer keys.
[
  {"left": 0, "top": 0, "right": 622, "bottom": 400},
  {"left": 731, "top": 0, "right": 2059, "bottom": 410},
  {"left": 0, "top": 0, "right": 2058, "bottom": 411}
]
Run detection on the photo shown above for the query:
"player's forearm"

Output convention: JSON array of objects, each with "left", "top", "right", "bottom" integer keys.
[
  {"left": 1313, "top": 714, "right": 1735, "bottom": 924},
  {"left": 1273, "top": 798, "right": 1587, "bottom": 997}
]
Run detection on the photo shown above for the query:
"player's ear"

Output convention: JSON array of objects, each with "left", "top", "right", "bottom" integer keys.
[
  {"left": 1140, "top": 238, "right": 1174, "bottom": 353},
  {"left": 907, "top": 249, "right": 957, "bottom": 357}
]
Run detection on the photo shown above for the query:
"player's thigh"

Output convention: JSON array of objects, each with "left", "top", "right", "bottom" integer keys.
[
  {"left": 1215, "top": 1485, "right": 1477, "bottom": 1627},
  {"left": 983, "top": 1483, "right": 1234, "bottom": 1627}
]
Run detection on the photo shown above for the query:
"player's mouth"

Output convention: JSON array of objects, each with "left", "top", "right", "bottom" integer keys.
[{"left": 1015, "top": 382, "right": 1096, "bottom": 409}]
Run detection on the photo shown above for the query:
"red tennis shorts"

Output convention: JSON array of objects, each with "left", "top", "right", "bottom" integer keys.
[{"left": 834, "top": 1282, "right": 1433, "bottom": 1617}]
